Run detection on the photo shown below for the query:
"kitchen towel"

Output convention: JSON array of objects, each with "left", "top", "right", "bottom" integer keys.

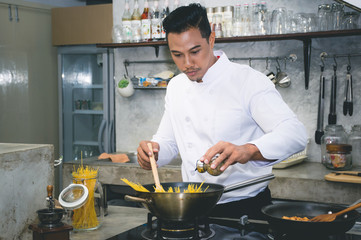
[{"left": 98, "top": 153, "right": 130, "bottom": 163}]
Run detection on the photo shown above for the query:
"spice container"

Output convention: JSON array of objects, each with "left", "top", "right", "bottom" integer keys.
[
  {"left": 320, "top": 124, "right": 348, "bottom": 167},
  {"left": 196, "top": 154, "right": 224, "bottom": 176},
  {"left": 348, "top": 125, "right": 361, "bottom": 166},
  {"left": 325, "top": 144, "right": 352, "bottom": 170}
]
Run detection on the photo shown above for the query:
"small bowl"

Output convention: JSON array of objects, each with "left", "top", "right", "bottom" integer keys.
[{"left": 37, "top": 208, "right": 65, "bottom": 228}]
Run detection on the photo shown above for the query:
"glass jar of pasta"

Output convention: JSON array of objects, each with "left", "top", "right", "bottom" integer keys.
[{"left": 70, "top": 170, "right": 104, "bottom": 231}]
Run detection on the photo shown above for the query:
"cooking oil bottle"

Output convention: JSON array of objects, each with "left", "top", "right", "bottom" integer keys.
[{"left": 196, "top": 154, "right": 224, "bottom": 176}]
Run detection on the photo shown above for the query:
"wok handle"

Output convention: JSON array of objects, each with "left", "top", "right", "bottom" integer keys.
[
  {"left": 124, "top": 195, "right": 152, "bottom": 204},
  {"left": 223, "top": 173, "right": 275, "bottom": 193}
]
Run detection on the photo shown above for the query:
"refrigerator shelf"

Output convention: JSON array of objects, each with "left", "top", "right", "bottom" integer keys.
[
  {"left": 73, "top": 141, "right": 98, "bottom": 146},
  {"left": 73, "top": 110, "right": 103, "bottom": 115},
  {"left": 72, "top": 84, "right": 103, "bottom": 89}
]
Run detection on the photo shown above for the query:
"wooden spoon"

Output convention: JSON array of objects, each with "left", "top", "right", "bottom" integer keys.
[
  {"left": 147, "top": 143, "right": 163, "bottom": 191},
  {"left": 310, "top": 202, "right": 361, "bottom": 222}
]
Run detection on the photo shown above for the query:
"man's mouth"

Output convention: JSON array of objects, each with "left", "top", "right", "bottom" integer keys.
[{"left": 184, "top": 69, "right": 199, "bottom": 77}]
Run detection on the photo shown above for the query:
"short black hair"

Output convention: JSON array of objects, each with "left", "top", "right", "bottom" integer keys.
[{"left": 162, "top": 3, "right": 211, "bottom": 42}]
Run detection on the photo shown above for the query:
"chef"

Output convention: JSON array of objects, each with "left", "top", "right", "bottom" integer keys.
[{"left": 137, "top": 3, "right": 308, "bottom": 220}]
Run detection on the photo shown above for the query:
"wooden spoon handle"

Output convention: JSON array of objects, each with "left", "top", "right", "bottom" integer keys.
[
  {"left": 147, "top": 143, "right": 161, "bottom": 190},
  {"left": 336, "top": 202, "right": 361, "bottom": 217}
]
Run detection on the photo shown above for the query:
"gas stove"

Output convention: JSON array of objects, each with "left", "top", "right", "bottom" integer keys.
[{"left": 106, "top": 213, "right": 361, "bottom": 240}]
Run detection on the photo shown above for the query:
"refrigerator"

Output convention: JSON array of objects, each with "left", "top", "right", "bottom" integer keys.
[{"left": 58, "top": 45, "right": 115, "bottom": 167}]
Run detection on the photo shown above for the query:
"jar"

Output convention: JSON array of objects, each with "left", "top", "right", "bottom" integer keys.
[
  {"left": 71, "top": 174, "right": 104, "bottom": 231},
  {"left": 325, "top": 144, "right": 352, "bottom": 170},
  {"left": 320, "top": 125, "right": 348, "bottom": 167},
  {"left": 348, "top": 125, "right": 361, "bottom": 167},
  {"left": 196, "top": 154, "right": 224, "bottom": 176}
]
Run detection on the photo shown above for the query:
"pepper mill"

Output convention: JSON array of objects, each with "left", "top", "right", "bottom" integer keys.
[{"left": 29, "top": 185, "right": 73, "bottom": 240}]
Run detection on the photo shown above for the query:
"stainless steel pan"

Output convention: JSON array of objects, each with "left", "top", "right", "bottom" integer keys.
[{"left": 124, "top": 173, "right": 274, "bottom": 221}]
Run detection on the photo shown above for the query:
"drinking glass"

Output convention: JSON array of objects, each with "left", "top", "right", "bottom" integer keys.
[
  {"left": 271, "top": 7, "right": 287, "bottom": 34},
  {"left": 342, "top": 12, "right": 360, "bottom": 30},
  {"left": 306, "top": 13, "right": 318, "bottom": 32},
  {"left": 331, "top": 3, "right": 344, "bottom": 30},
  {"left": 318, "top": 4, "right": 332, "bottom": 31}
]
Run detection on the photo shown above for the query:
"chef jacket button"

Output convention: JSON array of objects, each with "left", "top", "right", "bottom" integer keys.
[
  {"left": 209, "top": 90, "right": 214, "bottom": 95},
  {"left": 185, "top": 116, "right": 191, "bottom": 122},
  {"left": 187, "top": 143, "right": 192, "bottom": 148},
  {"left": 204, "top": 117, "right": 208, "bottom": 122}
]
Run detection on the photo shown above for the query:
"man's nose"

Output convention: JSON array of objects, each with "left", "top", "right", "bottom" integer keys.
[{"left": 184, "top": 55, "right": 193, "bottom": 68}]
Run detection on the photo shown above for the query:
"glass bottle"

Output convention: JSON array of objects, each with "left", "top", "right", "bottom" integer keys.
[
  {"left": 223, "top": 6, "right": 234, "bottom": 37},
  {"left": 258, "top": 1, "right": 268, "bottom": 35},
  {"left": 141, "top": 0, "right": 152, "bottom": 41},
  {"left": 233, "top": 4, "right": 242, "bottom": 37},
  {"left": 242, "top": 3, "right": 251, "bottom": 36},
  {"left": 321, "top": 125, "right": 348, "bottom": 167},
  {"left": 71, "top": 174, "right": 104, "bottom": 231},
  {"left": 131, "top": 0, "right": 142, "bottom": 42},
  {"left": 122, "top": 0, "right": 132, "bottom": 42},
  {"left": 196, "top": 154, "right": 225, "bottom": 176},
  {"left": 151, "top": 0, "right": 161, "bottom": 40},
  {"left": 348, "top": 125, "right": 361, "bottom": 167},
  {"left": 160, "top": 0, "right": 170, "bottom": 39}
]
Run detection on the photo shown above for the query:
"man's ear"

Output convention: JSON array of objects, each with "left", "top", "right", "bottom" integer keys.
[{"left": 209, "top": 31, "right": 216, "bottom": 49}]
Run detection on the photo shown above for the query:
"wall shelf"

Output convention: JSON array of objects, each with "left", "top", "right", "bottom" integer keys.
[{"left": 97, "top": 29, "right": 361, "bottom": 89}]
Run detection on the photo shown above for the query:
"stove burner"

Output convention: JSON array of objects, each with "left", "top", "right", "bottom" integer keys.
[{"left": 141, "top": 213, "right": 215, "bottom": 240}]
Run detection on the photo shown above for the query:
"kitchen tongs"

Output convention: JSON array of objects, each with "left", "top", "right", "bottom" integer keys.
[
  {"left": 315, "top": 61, "right": 325, "bottom": 144},
  {"left": 343, "top": 63, "right": 353, "bottom": 116}
]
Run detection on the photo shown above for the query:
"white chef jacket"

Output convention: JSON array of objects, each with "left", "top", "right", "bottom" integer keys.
[{"left": 152, "top": 50, "right": 308, "bottom": 204}]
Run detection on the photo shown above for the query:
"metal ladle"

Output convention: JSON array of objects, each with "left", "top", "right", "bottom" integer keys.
[{"left": 275, "top": 58, "right": 291, "bottom": 88}]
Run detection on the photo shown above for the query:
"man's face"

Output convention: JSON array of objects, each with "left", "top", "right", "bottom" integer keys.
[{"left": 167, "top": 28, "right": 216, "bottom": 82}]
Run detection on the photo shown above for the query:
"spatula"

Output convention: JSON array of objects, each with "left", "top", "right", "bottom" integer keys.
[
  {"left": 147, "top": 143, "right": 163, "bottom": 191},
  {"left": 310, "top": 202, "right": 361, "bottom": 222}
]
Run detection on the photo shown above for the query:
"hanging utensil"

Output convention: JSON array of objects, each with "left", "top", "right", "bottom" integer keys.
[
  {"left": 343, "top": 57, "right": 353, "bottom": 116},
  {"left": 277, "top": 58, "right": 291, "bottom": 88},
  {"left": 315, "top": 53, "right": 326, "bottom": 144},
  {"left": 328, "top": 57, "right": 337, "bottom": 125}
]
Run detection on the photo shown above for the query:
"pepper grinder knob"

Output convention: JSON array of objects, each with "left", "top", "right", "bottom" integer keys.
[{"left": 47, "top": 185, "right": 53, "bottom": 198}]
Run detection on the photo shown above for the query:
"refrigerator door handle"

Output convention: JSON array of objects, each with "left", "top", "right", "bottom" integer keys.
[
  {"left": 98, "top": 119, "right": 106, "bottom": 153},
  {"left": 108, "top": 120, "right": 115, "bottom": 153}
]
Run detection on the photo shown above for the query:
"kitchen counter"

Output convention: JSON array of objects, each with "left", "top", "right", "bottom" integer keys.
[
  {"left": 63, "top": 155, "right": 361, "bottom": 205},
  {"left": 0, "top": 143, "right": 54, "bottom": 240},
  {"left": 69, "top": 206, "right": 148, "bottom": 240}
]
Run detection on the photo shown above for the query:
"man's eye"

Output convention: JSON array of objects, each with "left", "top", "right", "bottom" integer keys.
[
  {"left": 173, "top": 54, "right": 181, "bottom": 57},
  {"left": 191, "top": 50, "right": 200, "bottom": 54}
]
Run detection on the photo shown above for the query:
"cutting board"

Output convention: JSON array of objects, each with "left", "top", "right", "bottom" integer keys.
[{"left": 324, "top": 171, "right": 361, "bottom": 184}]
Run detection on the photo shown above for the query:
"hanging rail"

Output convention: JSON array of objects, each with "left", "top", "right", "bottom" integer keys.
[
  {"left": 123, "top": 54, "right": 297, "bottom": 76},
  {"left": 320, "top": 52, "right": 361, "bottom": 60}
]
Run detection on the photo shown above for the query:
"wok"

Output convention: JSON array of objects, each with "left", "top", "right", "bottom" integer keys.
[
  {"left": 262, "top": 201, "right": 360, "bottom": 236},
  {"left": 124, "top": 173, "right": 274, "bottom": 221}
]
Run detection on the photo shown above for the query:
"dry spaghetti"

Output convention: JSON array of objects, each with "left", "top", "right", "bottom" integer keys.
[
  {"left": 71, "top": 153, "right": 100, "bottom": 230},
  {"left": 121, "top": 178, "right": 209, "bottom": 193}
]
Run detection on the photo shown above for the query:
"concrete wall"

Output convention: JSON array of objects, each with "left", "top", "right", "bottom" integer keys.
[
  {"left": 0, "top": 143, "right": 54, "bottom": 240},
  {"left": 112, "top": 0, "right": 361, "bottom": 165}
]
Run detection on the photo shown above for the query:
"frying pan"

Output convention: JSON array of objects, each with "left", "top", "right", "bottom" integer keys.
[
  {"left": 124, "top": 173, "right": 274, "bottom": 222},
  {"left": 262, "top": 201, "right": 360, "bottom": 236}
]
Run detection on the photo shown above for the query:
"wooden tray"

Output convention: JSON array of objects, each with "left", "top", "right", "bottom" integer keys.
[{"left": 324, "top": 171, "right": 361, "bottom": 184}]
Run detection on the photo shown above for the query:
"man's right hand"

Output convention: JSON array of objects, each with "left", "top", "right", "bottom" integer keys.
[{"left": 137, "top": 141, "right": 160, "bottom": 170}]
